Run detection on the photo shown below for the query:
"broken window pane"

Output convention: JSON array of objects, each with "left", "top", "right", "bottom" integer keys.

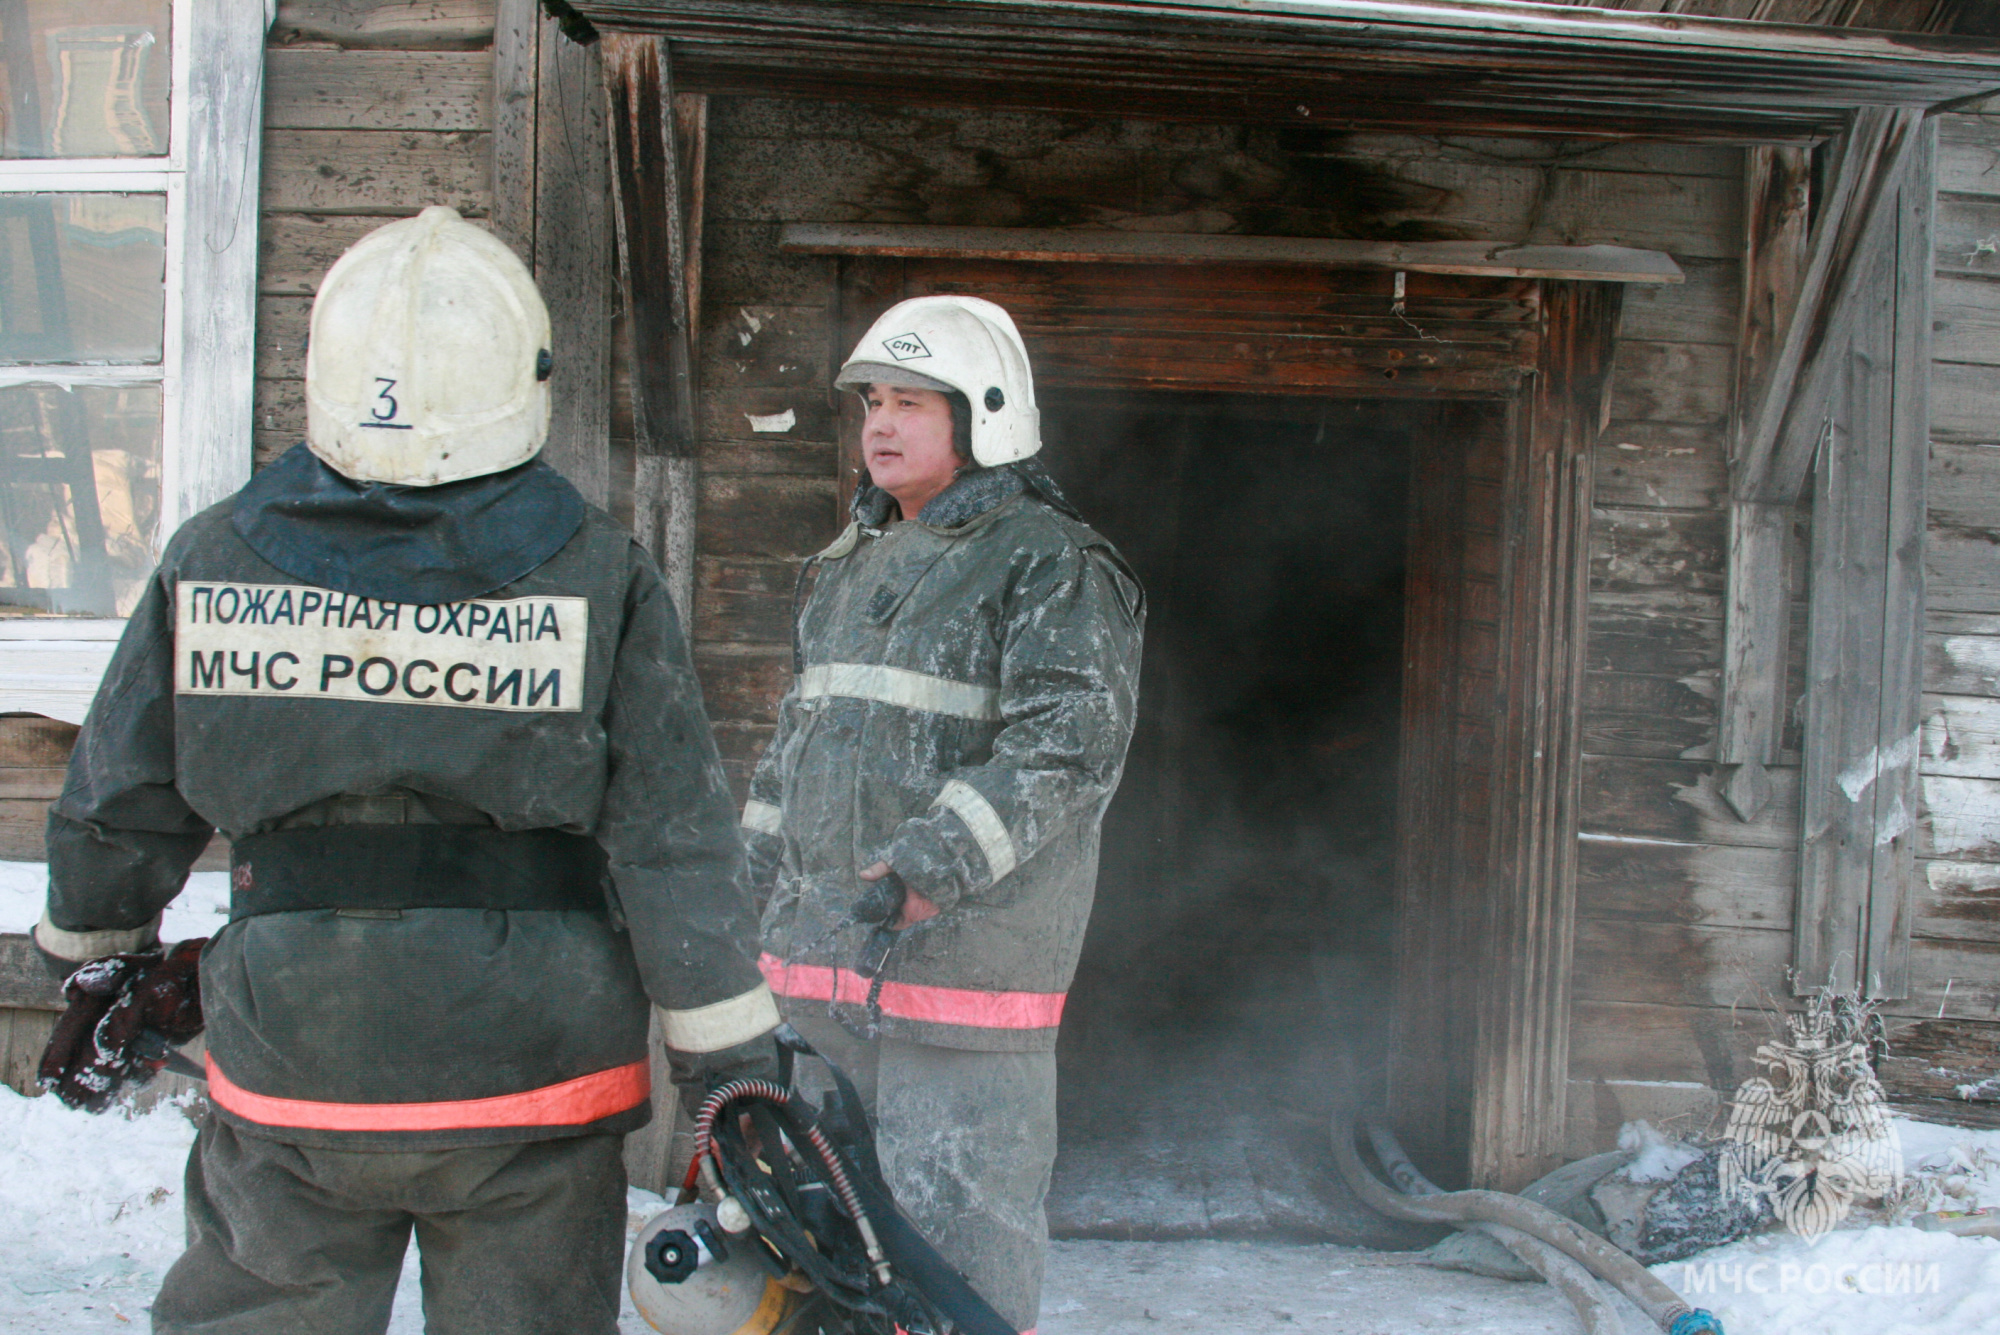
[
  {"left": 0, "top": 381, "right": 161, "bottom": 617},
  {"left": 0, "top": 0, "right": 172, "bottom": 159},
  {"left": 0, "top": 193, "right": 166, "bottom": 364}
]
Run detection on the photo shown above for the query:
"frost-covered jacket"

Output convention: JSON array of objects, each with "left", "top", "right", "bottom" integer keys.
[
  {"left": 37, "top": 450, "right": 772, "bottom": 1150},
  {"left": 746, "top": 467, "right": 1143, "bottom": 1052}
]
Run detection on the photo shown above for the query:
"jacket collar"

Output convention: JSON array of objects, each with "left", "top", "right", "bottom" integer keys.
[
  {"left": 232, "top": 444, "right": 586, "bottom": 605},
  {"left": 851, "top": 457, "right": 1079, "bottom": 532}
]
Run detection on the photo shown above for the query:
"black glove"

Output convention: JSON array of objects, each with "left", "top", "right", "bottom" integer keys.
[
  {"left": 39, "top": 939, "right": 207, "bottom": 1112},
  {"left": 851, "top": 867, "right": 907, "bottom": 926},
  {"left": 668, "top": 1030, "right": 784, "bottom": 1115}
]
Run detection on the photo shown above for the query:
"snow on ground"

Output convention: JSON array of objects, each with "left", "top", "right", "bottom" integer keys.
[
  {"left": 7, "top": 1086, "right": 1999, "bottom": 1335},
  {"left": 9, "top": 858, "right": 2000, "bottom": 1334},
  {"left": 0, "top": 860, "right": 231, "bottom": 944}
]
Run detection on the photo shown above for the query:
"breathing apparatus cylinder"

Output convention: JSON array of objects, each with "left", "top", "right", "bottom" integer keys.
[{"left": 627, "top": 1201, "right": 800, "bottom": 1335}]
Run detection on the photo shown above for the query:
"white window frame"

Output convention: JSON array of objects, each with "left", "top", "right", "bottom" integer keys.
[{"left": 0, "top": 0, "right": 266, "bottom": 723}]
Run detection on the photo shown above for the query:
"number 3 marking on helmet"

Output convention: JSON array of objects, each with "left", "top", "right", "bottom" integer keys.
[{"left": 372, "top": 378, "right": 400, "bottom": 421}]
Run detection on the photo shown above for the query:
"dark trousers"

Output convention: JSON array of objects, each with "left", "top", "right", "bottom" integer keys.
[
  {"left": 787, "top": 1013, "right": 1056, "bottom": 1335},
  {"left": 151, "top": 1114, "right": 626, "bottom": 1335}
]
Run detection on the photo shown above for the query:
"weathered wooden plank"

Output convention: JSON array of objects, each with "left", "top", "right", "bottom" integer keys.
[
  {"left": 533, "top": 24, "right": 612, "bottom": 510},
  {"left": 1596, "top": 257, "right": 1738, "bottom": 346},
  {"left": 1878, "top": 1018, "right": 2000, "bottom": 1108},
  {"left": 714, "top": 103, "right": 1744, "bottom": 180},
  {"left": 255, "top": 296, "right": 312, "bottom": 384},
  {"left": 1716, "top": 144, "right": 1810, "bottom": 813},
  {"left": 1928, "top": 440, "right": 2000, "bottom": 530},
  {"left": 698, "top": 389, "right": 837, "bottom": 444},
  {"left": 0, "top": 936, "right": 62, "bottom": 1011},
  {"left": 693, "top": 646, "right": 791, "bottom": 725},
  {"left": 253, "top": 380, "right": 308, "bottom": 468},
  {"left": 1590, "top": 506, "right": 1726, "bottom": 598},
  {"left": 1593, "top": 423, "right": 1726, "bottom": 512},
  {"left": 1586, "top": 610, "right": 1722, "bottom": 677},
  {"left": 0, "top": 803, "right": 50, "bottom": 861},
  {"left": 698, "top": 439, "right": 837, "bottom": 477},
  {"left": 489, "top": 0, "right": 536, "bottom": 262},
  {"left": 1932, "top": 275, "right": 2000, "bottom": 366},
  {"left": 692, "top": 557, "right": 797, "bottom": 645},
  {"left": 1582, "top": 756, "right": 1799, "bottom": 850},
  {"left": 271, "top": 0, "right": 496, "bottom": 49},
  {"left": 1607, "top": 340, "right": 1733, "bottom": 426},
  {"left": 0, "top": 717, "right": 78, "bottom": 768},
  {"left": 1903, "top": 938, "right": 2000, "bottom": 1021},
  {"left": 1921, "top": 693, "right": 2000, "bottom": 779},
  {"left": 170, "top": 0, "right": 266, "bottom": 533},
  {"left": 781, "top": 222, "right": 1685, "bottom": 283},
  {"left": 1927, "top": 632, "right": 2000, "bottom": 696},
  {"left": 1794, "top": 173, "right": 1930, "bottom": 997},
  {"left": 698, "top": 305, "right": 832, "bottom": 391},
  {"left": 1927, "top": 518, "right": 2000, "bottom": 615},
  {"left": 1471, "top": 281, "right": 1619, "bottom": 1189},
  {"left": 257, "top": 215, "right": 388, "bottom": 296},
  {"left": 1935, "top": 192, "right": 2000, "bottom": 279},
  {"left": 260, "top": 130, "right": 491, "bottom": 216},
  {"left": 709, "top": 133, "right": 1741, "bottom": 256},
  {"left": 702, "top": 222, "right": 837, "bottom": 309},
  {"left": 696, "top": 476, "right": 839, "bottom": 560},
  {"left": 1739, "top": 108, "right": 1926, "bottom": 505},
  {"left": 1583, "top": 670, "right": 1715, "bottom": 760},
  {"left": 1573, "top": 918, "right": 1791, "bottom": 1008},
  {"left": 1923, "top": 774, "right": 2000, "bottom": 860},
  {"left": 1570, "top": 999, "right": 1773, "bottom": 1090},
  {"left": 1577, "top": 834, "right": 1793, "bottom": 931},
  {"left": 1, "top": 1007, "right": 58, "bottom": 1097},
  {"left": 264, "top": 50, "right": 491, "bottom": 131},
  {"left": 1919, "top": 860, "right": 2000, "bottom": 944},
  {"left": 1938, "top": 113, "right": 2000, "bottom": 199},
  {"left": 0, "top": 769, "right": 65, "bottom": 801}
]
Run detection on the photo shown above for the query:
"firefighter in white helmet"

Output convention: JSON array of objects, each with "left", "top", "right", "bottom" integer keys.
[
  {"left": 35, "top": 206, "right": 777, "bottom": 1335},
  {"left": 745, "top": 295, "right": 1145, "bottom": 1331}
]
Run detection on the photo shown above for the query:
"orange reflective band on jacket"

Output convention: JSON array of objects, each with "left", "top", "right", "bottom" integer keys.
[
  {"left": 205, "top": 1054, "right": 651, "bottom": 1132},
  {"left": 760, "top": 953, "right": 1065, "bottom": 1031}
]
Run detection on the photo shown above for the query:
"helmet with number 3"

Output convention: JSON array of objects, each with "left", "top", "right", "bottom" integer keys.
[
  {"left": 305, "top": 206, "right": 552, "bottom": 486},
  {"left": 834, "top": 295, "right": 1041, "bottom": 466}
]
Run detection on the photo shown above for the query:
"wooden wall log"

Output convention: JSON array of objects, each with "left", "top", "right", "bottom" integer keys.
[
  {"left": 264, "top": 50, "right": 491, "bottom": 130},
  {"left": 272, "top": 0, "right": 496, "bottom": 49}
]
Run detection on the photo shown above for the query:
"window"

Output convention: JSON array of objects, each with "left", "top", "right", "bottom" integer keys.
[{"left": 0, "top": 0, "right": 264, "bottom": 720}]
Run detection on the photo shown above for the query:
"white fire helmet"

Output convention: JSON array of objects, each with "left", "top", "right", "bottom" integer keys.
[
  {"left": 834, "top": 295, "right": 1041, "bottom": 467},
  {"left": 305, "top": 205, "right": 552, "bottom": 486}
]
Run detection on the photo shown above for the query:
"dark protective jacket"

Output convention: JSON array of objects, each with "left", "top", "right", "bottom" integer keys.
[
  {"left": 37, "top": 451, "right": 773, "bottom": 1150},
  {"left": 745, "top": 467, "right": 1143, "bottom": 1052}
]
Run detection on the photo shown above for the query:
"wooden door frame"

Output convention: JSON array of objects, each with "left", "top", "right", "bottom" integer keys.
[{"left": 834, "top": 258, "right": 1624, "bottom": 1189}]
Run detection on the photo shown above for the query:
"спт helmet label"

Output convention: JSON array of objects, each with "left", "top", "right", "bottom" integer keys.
[{"left": 881, "top": 332, "right": 931, "bottom": 361}]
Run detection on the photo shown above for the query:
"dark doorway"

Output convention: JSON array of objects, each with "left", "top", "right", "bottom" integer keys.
[{"left": 1034, "top": 388, "right": 1429, "bottom": 1243}]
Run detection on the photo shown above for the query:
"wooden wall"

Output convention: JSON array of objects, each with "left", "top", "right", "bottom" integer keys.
[{"left": 5, "top": 6, "right": 1996, "bottom": 1152}]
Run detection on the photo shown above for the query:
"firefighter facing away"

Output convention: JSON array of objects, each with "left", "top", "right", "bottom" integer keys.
[
  {"left": 745, "top": 296, "right": 1146, "bottom": 1331},
  {"left": 33, "top": 206, "right": 779, "bottom": 1335}
]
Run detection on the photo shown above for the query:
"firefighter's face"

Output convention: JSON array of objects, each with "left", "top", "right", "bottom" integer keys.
[{"left": 862, "top": 385, "right": 959, "bottom": 514}]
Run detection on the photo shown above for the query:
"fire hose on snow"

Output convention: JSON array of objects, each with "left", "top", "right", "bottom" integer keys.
[{"left": 1331, "top": 1109, "right": 1725, "bottom": 1335}]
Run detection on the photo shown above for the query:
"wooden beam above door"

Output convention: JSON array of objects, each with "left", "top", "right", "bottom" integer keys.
[
  {"left": 781, "top": 224, "right": 1685, "bottom": 285},
  {"left": 567, "top": 0, "right": 2000, "bottom": 142}
]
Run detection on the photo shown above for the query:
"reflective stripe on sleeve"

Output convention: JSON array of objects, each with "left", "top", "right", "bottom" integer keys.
[
  {"left": 659, "top": 982, "right": 781, "bottom": 1054},
  {"left": 206, "top": 1055, "right": 650, "bottom": 1132},
  {"left": 34, "top": 910, "right": 160, "bottom": 962},
  {"left": 797, "top": 663, "right": 1000, "bottom": 721},
  {"left": 760, "top": 953, "right": 1064, "bottom": 1031},
  {"left": 740, "top": 799, "right": 784, "bottom": 837},
  {"left": 931, "top": 779, "right": 1018, "bottom": 881}
]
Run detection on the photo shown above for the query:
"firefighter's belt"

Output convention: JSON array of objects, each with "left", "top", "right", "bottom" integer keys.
[{"left": 229, "top": 826, "right": 608, "bottom": 920}]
